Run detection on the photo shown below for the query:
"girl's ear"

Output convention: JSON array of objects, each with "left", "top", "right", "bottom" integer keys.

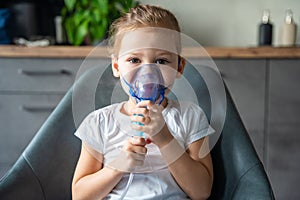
[
  {"left": 176, "top": 56, "right": 186, "bottom": 78},
  {"left": 111, "top": 56, "right": 120, "bottom": 77}
]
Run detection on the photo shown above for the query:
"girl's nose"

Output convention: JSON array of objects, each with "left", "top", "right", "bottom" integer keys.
[
  {"left": 142, "top": 60, "right": 152, "bottom": 65},
  {"left": 139, "top": 64, "right": 156, "bottom": 73}
]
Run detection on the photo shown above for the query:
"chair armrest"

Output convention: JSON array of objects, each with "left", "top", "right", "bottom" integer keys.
[{"left": 231, "top": 162, "right": 275, "bottom": 200}]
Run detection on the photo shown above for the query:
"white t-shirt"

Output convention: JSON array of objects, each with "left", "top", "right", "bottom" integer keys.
[{"left": 75, "top": 100, "right": 214, "bottom": 200}]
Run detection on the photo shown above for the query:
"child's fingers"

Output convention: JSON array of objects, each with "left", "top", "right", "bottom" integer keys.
[
  {"left": 131, "top": 107, "right": 149, "bottom": 116},
  {"left": 131, "top": 123, "right": 145, "bottom": 133},
  {"left": 108, "top": 149, "right": 146, "bottom": 172},
  {"left": 129, "top": 136, "right": 147, "bottom": 146},
  {"left": 131, "top": 114, "right": 151, "bottom": 125},
  {"left": 149, "top": 103, "right": 164, "bottom": 113},
  {"left": 126, "top": 144, "right": 147, "bottom": 156},
  {"left": 125, "top": 138, "right": 147, "bottom": 160},
  {"left": 136, "top": 100, "right": 153, "bottom": 109},
  {"left": 131, "top": 103, "right": 163, "bottom": 119}
]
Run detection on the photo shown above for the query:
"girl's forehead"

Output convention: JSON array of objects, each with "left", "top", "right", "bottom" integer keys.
[
  {"left": 121, "top": 49, "right": 176, "bottom": 57},
  {"left": 118, "top": 27, "right": 181, "bottom": 58}
]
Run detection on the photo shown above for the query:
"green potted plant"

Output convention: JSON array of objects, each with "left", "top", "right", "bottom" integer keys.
[{"left": 61, "top": 0, "right": 139, "bottom": 46}]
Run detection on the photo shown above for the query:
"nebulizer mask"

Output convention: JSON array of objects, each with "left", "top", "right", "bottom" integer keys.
[{"left": 121, "top": 63, "right": 167, "bottom": 105}]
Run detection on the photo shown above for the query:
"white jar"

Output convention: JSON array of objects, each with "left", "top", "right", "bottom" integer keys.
[{"left": 279, "top": 9, "right": 297, "bottom": 47}]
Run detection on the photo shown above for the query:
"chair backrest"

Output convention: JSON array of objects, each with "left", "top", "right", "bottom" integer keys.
[{"left": 0, "top": 63, "right": 274, "bottom": 199}]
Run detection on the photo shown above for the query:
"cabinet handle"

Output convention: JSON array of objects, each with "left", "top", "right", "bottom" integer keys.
[
  {"left": 18, "top": 69, "right": 71, "bottom": 76},
  {"left": 20, "top": 105, "right": 56, "bottom": 112}
]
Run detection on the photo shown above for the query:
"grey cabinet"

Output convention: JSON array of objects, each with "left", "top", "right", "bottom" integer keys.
[
  {"left": 0, "top": 94, "right": 63, "bottom": 176},
  {"left": 215, "top": 58, "right": 300, "bottom": 200},
  {"left": 0, "top": 58, "right": 84, "bottom": 177},
  {"left": 215, "top": 59, "right": 267, "bottom": 163},
  {"left": 268, "top": 59, "right": 300, "bottom": 200},
  {"left": 0, "top": 57, "right": 111, "bottom": 178},
  {"left": 0, "top": 58, "right": 81, "bottom": 92}
]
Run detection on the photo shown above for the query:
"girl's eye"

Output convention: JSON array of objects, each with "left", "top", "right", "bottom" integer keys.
[
  {"left": 128, "top": 58, "right": 141, "bottom": 64},
  {"left": 155, "top": 59, "right": 170, "bottom": 65}
]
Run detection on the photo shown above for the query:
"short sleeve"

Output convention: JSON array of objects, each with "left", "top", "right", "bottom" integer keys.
[
  {"left": 74, "top": 111, "right": 104, "bottom": 154},
  {"left": 182, "top": 103, "right": 215, "bottom": 146}
]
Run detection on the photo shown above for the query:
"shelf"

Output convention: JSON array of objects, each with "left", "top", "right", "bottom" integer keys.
[{"left": 0, "top": 45, "right": 300, "bottom": 58}]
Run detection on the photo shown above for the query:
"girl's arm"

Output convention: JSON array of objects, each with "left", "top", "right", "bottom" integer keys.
[
  {"left": 160, "top": 135, "right": 213, "bottom": 200},
  {"left": 72, "top": 143, "right": 124, "bottom": 200},
  {"left": 72, "top": 137, "right": 147, "bottom": 200}
]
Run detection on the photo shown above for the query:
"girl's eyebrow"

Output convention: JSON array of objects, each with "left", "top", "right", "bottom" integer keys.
[
  {"left": 124, "top": 52, "right": 143, "bottom": 57},
  {"left": 157, "top": 52, "right": 172, "bottom": 56},
  {"left": 156, "top": 51, "right": 175, "bottom": 57},
  {"left": 122, "top": 50, "right": 174, "bottom": 58}
]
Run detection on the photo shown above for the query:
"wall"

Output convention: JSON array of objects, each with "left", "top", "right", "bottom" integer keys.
[{"left": 140, "top": 0, "right": 300, "bottom": 47}]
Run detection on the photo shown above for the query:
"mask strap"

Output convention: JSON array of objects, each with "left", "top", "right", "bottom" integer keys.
[
  {"left": 121, "top": 77, "right": 137, "bottom": 98},
  {"left": 157, "top": 87, "right": 166, "bottom": 105}
]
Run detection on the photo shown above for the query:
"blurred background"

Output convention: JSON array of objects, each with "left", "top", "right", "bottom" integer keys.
[
  {"left": 0, "top": 0, "right": 299, "bottom": 46},
  {"left": 0, "top": 0, "right": 63, "bottom": 43},
  {"left": 140, "top": 0, "right": 300, "bottom": 46}
]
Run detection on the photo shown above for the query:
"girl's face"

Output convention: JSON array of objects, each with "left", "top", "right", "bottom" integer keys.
[
  {"left": 112, "top": 48, "right": 185, "bottom": 96},
  {"left": 111, "top": 27, "right": 185, "bottom": 101}
]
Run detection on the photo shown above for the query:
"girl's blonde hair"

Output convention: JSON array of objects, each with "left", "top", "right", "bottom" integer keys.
[{"left": 109, "top": 4, "right": 181, "bottom": 55}]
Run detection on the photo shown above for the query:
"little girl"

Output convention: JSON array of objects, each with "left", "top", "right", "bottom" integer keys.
[{"left": 72, "top": 5, "right": 214, "bottom": 200}]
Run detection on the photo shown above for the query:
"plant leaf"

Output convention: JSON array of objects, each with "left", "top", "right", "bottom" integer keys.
[
  {"left": 74, "top": 20, "right": 89, "bottom": 45},
  {"left": 81, "top": 0, "right": 89, "bottom": 7},
  {"left": 61, "top": 0, "right": 139, "bottom": 45},
  {"left": 64, "top": 17, "right": 75, "bottom": 44},
  {"left": 92, "top": 9, "right": 101, "bottom": 22},
  {"left": 96, "top": 0, "right": 108, "bottom": 15},
  {"left": 73, "top": 11, "right": 85, "bottom": 26},
  {"left": 64, "top": 0, "right": 76, "bottom": 11},
  {"left": 61, "top": 7, "right": 67, "bottom": 18}
]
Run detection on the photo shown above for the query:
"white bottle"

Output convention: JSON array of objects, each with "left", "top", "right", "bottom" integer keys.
[
  {"left": 54, "top": 16, "right": 65, "bottom": 44},
  {"left": 279, "top": 9, "right": 297, "bottom": 47}
]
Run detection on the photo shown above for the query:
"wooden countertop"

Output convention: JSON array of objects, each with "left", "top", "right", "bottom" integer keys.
[{"left": 0, "top": 45, "right": 300, "bottom": 59}]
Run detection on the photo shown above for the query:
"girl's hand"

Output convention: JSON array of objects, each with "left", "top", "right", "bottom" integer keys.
[
  {"left": 130, "top": 101, "right": 173, "bottom": 147},
  {"left": 108, "top": 136, "right": 147, "bottom": 172}
]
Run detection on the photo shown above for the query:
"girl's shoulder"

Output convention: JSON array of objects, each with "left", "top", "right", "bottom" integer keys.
[
  {"left": 90, "top": 103, "right": 122, "bottom": 115},
  {"left": 84, "top": 102, "right": 124, "bottom": 122}
]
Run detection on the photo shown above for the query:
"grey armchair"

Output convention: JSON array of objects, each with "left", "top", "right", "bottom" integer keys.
[{"left": 0, "top": 62, "right": 274, "bottom": 199}]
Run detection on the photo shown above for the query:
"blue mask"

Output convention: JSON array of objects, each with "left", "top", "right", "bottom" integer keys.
[{"left": 121, "top": 64, "right": 167, "bottom": 105}]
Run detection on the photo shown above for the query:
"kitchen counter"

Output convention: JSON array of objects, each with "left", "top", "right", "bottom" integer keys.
[{"left": 0, "top": 45, "right": 300, "bottom": 58}]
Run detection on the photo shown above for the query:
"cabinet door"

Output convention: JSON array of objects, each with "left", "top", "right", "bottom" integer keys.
[
  {"left": 215, "top": 59, "right": 267, "bottom": 163},
  {"left": 268, "top": 59, "right": 300, "bottom": 200},
  {"left": 0, "top": 58, "right": 111, "bottom": 93},
  {"left": 0, "top": 58, "right": 82, "bottom": 92},
  {"left": 0, "top": 94, "right": 63, "bottom": 178}
]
